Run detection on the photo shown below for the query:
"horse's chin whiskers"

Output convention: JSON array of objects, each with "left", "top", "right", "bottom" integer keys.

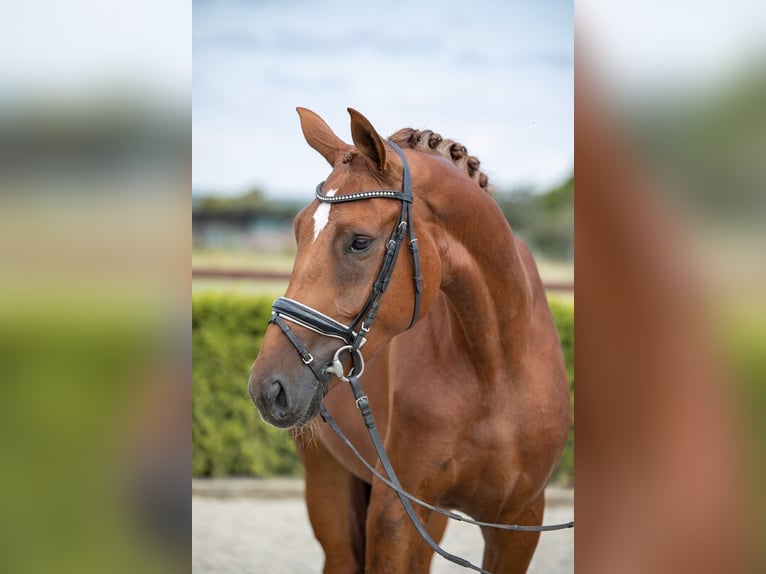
[{"left": 291, "top": 417, "right": 320, "bottom": 447}]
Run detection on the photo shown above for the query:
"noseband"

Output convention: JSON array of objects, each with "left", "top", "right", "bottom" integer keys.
[
  {"left": 267, "top": 141, "right": 572, "bottom": 574},
  {"left": 270, "top": 140, "right": 421, "bottom": 384}
]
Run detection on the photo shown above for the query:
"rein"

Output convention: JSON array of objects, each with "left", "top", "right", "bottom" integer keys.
[{"left": 269, "top": 141, "right": 572, "bottom": 574}]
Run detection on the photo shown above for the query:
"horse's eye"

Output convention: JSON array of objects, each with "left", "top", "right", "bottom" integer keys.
[{"left": 349, "top": 236, "right": 372, "bottom": 253}]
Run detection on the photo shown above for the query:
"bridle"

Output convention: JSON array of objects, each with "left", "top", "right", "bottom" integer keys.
[
  {"left": 268, "top": 141, "right": 572, "bottom": 574},
  {"left": 270, "top": 140, "right": 420, "bottom": 387}
]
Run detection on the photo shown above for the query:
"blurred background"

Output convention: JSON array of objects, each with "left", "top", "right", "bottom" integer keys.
[
  {"left": 0, "top": 0, "right": 763, "bottom": 571},
  {"left": 0, "top": 1, "right": 189, "bottom": 573},
  {"left": 576, "top": 1, "right": 766, "bottom": 572}
]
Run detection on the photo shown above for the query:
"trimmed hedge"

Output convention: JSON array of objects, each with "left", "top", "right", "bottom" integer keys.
[
  {"left": 192, "top": 293, "right": 575, "bottom": 484},
  {"left": 192, "top": 294, "right": 302, "bottom": 477},
  {"left": 548, "top": 298, "right": 575, "bottom": 485}
]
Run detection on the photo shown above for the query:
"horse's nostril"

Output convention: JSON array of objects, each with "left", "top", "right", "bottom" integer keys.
[
  {"left": 266, "top": 380, "right": 289, "bottom": 417},
  {"left": 265, "top": 380, "right": 282, "bottom": 402}
]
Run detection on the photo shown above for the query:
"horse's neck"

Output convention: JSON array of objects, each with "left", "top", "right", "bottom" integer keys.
[{"left": 427, "top": 184, "right": 533, "bottom": 380}]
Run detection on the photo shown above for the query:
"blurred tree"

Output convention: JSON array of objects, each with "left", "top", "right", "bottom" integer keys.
[
  {"left": 192, "top": 175, "right": 575, "bottom": 261},
  {"left": 196, "top": 187, "right": 267, "bottom": 213},
  {"left": 495, "top": 175, "right": 574, "bottom": 262},
  {"left": 628, "top": 67, "right": 766, "bottom": 224}
]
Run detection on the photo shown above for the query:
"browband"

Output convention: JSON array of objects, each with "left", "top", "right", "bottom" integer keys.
[{"left": 315, "top": 183, "right": 412, "bottom": 204}]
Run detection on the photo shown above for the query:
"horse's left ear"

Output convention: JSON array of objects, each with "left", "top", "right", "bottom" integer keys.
[{"left": 348, "top": 108, "right": 387, "bottom": 172}]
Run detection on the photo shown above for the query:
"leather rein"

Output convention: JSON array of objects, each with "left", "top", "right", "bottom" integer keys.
[{"left": 268, "top": 141, "right": 572, "bottom": 574}]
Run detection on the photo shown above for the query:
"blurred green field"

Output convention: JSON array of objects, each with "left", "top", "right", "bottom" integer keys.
[
  {"left": 192, "top": 278, "right": 288, "bottom": 296},
  {"left": 192, "top": 248, "right": 573, "bottom": 299},
  {"left": 193, "top": 248, "right": 296, "bottom": 272}
]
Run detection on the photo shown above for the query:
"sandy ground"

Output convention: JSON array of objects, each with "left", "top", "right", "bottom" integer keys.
[{"left": 192, "top": 479, "right": 573, "bottom": 574}]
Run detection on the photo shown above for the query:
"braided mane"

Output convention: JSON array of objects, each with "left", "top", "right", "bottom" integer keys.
[{"left": 388, "top": 128, "right": 491, "bottom": 193}]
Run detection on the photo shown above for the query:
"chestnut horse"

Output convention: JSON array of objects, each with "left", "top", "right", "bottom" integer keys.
[{"left": 249, "top": 107, "right": 571, "bottom": 573}]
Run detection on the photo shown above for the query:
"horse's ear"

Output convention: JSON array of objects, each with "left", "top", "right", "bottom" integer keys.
[
  {"left": 348, "top": 108, "right": 387, "bottom": 172},
  {"left": 297, "top": 107, "right": 349, "bottom": 166}
]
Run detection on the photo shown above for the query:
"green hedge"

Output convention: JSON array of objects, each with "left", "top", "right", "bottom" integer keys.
[
  {"left": 192, "top": 293, "right": 575, "bottom": 484},
  {"left": 192, "top": 294, "right": 302, "bottom": 477},
  {"left": 548, "top": 298, "right": 575, "bottom": 485}
]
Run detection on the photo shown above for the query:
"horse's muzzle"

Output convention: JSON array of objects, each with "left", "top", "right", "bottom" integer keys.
[{"left": 248, "top": 367, "right": 329, "bottom": 428}]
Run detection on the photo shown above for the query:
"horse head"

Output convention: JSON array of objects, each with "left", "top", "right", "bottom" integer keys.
[{"left": 249, "top": 107, "right": 441, "bottom": 428}]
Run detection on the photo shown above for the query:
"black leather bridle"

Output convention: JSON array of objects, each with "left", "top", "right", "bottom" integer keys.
[
  {"left": 269, "top": 140, "right": 421, "bottom": 386},
  {"left": 267, "top": 141, "right": 572, "bottom": 574}
]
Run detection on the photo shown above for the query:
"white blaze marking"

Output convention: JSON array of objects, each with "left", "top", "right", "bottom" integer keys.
[{"left": 312, "top": 188, "right": 337, "bottom": 242}]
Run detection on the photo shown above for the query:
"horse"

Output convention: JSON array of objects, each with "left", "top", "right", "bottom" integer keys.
[{"left": 248, "top": 107, "right": 571, "bottom": 573}]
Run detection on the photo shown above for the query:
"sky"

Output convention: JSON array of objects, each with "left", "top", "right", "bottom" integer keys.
[
  {"left": 578, "top": 0, "right": 766, "bottom": 98},
  {"left": 193, "top": 0, "right": 574, "bottom": 199},
  {"left": 0, "top": 0, "right": 190, "bottom": 102}
]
